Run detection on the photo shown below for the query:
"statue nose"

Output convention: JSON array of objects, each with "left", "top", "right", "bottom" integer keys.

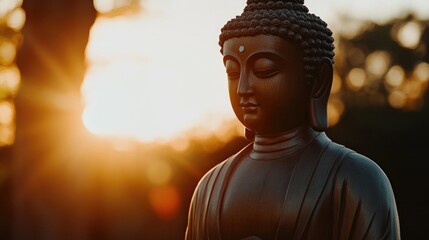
[{"left": 237, "top": 75, "right": 254, "bottom": 97}]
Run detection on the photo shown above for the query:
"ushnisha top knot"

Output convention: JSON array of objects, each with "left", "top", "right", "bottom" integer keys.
[
  {"left": 219, "top": 0, "right": 334, "bottom": 82},
  {"left": 246, "top": 0, "right": 305, "bottom": 4}
]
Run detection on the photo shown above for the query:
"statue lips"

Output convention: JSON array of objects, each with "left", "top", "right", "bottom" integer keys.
[{"left": 240, "top": 100, "right": 259, "bottom": 114}]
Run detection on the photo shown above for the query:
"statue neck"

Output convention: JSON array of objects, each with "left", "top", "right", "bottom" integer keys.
[{"left": 251, "top": 126, "right": 319, "bottom": 160}]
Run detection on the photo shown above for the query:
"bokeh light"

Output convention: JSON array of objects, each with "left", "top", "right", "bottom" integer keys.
[
  {"left": 396, "top": 21, "right": 422, "bottom": 49},
  {"left": 149, "top": 185, "right": 181, "bottom": 220},
  {"left": 0, "top": 101, "right": 14, "bottom": 125},
  {"left": 385, "top": 65, "right": 405, "bottom": 88},
  {"left": 0, "top": 0, "right": 23, "bottom": 147},
  {"left": 0, "top": 0, "right": 22, "bottom": 18},
  {"left": 328, "top": 97, "right": 345, "bottom": 127},
  {"left": 0, "top": 101, "right": 15, "bottom": 146},
  {"left": 404, "top": 80, "right": 423, "bottom": 100},
  {"left": 0, "top": 40, "right": 16, "bottom": 66},
  {"left": 365, "top": 51, "right": 390, "bottom": 77},
  {"left": 346, "top": 68, "right": 367, "bottom": 91},
  {"left": 335, "top": 15, "right": 429, "bottom": 113},
  {"left": 93, "top": 0, "right": 136, "bottom": 14},
  {"left": 413, "top": 62, "right": 429, "bottom": 82},
  {"left": 94, "top": 0, "right": 116, "bottom": 13},
  {"left": 6, "top": 7, "right": 25, "bottom": 31},
  {"left": 145, "top": 160, "right": 172, "bottom": 186},
  {"left": 0, "top": 65, "right": 20, "bottom": 97},
  {"left": 383, "top": 63, "right": 428, "bottom": 111},
  {"left": 389, "top": 90, "right": 407, "bottom": 109}
]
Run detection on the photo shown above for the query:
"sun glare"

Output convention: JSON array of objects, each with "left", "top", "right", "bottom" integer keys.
[{"left": 82, "top": 1, "right": 242, "bottom": 143}]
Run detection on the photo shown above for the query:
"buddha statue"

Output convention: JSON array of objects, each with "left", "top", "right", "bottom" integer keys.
[{"left": 186, "top": 0, "right": 400, "bottom": 239}]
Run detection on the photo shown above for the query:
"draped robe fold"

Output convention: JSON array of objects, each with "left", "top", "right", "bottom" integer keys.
[{"left": 185, "top": 133, "right": 400, "bottom": 240}]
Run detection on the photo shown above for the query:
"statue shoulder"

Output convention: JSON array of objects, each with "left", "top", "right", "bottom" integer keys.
[
  {"left": 330, "top": 148, "right": 400, "bottom": 239},
  {"left": 195, "top": 158, "right": 230, "bottom": 191},
  {"left": 335, "top": 150, "right": 394, "bottom": 196},
  {"left": 186, "top": 156, "right": 235, "bottom": 240}
]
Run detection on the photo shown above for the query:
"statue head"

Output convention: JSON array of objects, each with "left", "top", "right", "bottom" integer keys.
[{"left": 219, "top": 0, "right": 335, "bottom": 135}]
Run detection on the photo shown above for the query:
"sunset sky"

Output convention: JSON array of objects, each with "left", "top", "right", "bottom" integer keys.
[{"left": 82, "top": 0, "right": 429, "bottom": 142}]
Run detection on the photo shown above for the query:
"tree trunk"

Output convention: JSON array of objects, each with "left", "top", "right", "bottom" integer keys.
[{"left": 13, "top": 0, "right": 96, "bottom": 239}]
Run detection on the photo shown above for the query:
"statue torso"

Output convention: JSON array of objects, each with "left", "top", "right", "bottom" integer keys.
[
  {"left": 185, "top": 132, "right": 400, "bottom": 240},
  {"left": 220, "top": 153, "right": 299, "bottom": 239},
  {"left": 219, "top": 127, "right": 318, "bottom": 239}
]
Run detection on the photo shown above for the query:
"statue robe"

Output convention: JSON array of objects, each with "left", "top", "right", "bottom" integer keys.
[{"left": 185, "top": 133, "right": 400, "bottom": 240}]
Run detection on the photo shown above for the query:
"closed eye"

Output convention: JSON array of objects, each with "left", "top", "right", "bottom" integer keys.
[{"left": 253, "top": 69, "right": 280, "bottom": 78}]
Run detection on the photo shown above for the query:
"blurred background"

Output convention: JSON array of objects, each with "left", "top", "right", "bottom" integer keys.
[{"left": 0, "top": 0, "right": 428, "bottom": 239}]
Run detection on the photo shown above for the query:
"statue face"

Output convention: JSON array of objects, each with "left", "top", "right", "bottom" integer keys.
[{"left": 223, "top": 35, "right": 308, "bottom": 135}]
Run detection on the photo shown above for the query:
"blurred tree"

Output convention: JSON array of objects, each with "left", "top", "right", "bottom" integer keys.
[{"left": 13, "top": 0, "right": 96, "bottom": 239}]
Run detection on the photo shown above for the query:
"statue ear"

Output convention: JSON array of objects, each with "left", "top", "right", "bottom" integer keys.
[{"left": 309, "top": 57, "right": 333, "bottom": 132}]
